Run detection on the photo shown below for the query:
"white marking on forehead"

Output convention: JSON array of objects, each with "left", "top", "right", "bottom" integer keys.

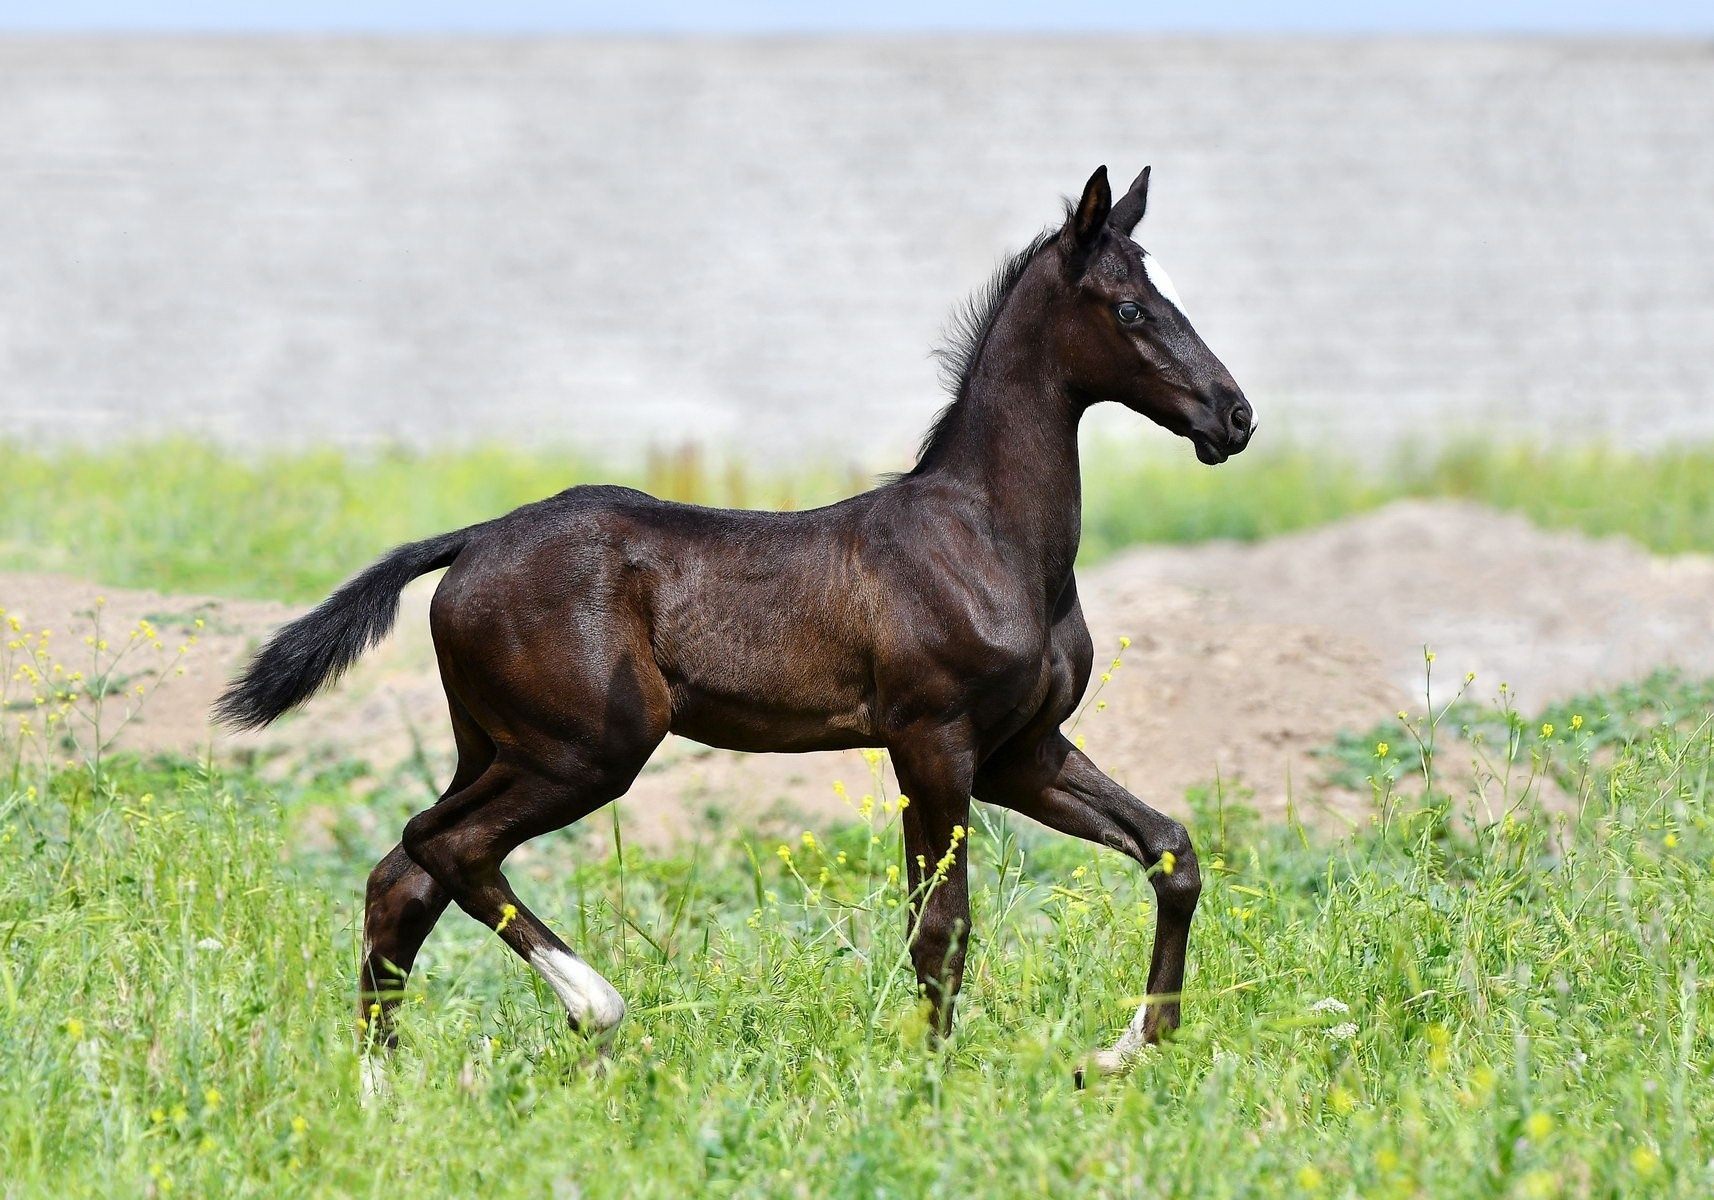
[{"left": 1140, "top": 250, "right": 1187, "bottom": 317}]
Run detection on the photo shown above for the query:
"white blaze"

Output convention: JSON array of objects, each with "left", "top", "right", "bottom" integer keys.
[
  {"left": 1140, "top": 251, "right": 1187, "bottom": 316},
  {"left": 530, "top": 946, "right": 627, "bottom": 1033}
]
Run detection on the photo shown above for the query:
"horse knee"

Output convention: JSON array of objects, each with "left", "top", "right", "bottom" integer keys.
[{"left": 1150, "top": 824, "right": 1201, "bottom": 917}]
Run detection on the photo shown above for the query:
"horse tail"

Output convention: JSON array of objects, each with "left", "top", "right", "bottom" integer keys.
[{"left": 212, "top": 527, "right": 473, "bottom": 731}]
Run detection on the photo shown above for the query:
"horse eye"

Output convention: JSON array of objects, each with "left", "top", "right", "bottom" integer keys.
[{"left": 1115, "top": 301, "right": 1142, "bottom": 324}]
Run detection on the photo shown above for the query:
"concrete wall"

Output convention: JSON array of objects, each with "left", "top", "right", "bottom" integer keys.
[{"left": 2, "top": 37, "right": 1710, "bottom": 465}]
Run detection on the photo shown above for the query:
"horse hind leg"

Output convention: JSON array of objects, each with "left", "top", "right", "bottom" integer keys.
[
  {"left": 399, "top": 733, "right": 661, "bottom": 1040},
  {"left": 360, "top": 845, "right": 450, "bottom": 1043},
  {"left": 359, "top": 698, "right": 491, "bottom": 1046}
]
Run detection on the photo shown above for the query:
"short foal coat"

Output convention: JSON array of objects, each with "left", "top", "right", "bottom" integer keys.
[{"left": 217, "top": 165, "right": 1256, "bottom": 1072}]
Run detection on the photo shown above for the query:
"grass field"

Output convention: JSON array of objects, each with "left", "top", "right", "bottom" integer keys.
[
  {"left": 4, "top": 441, "right": 1712, "bottom": 1196},
  {"left": 3, "top": 439, "right": 1714, "bottom": 601},
  {"left": 2, "top": 671, "right": 1710, "bottom": 1197}
]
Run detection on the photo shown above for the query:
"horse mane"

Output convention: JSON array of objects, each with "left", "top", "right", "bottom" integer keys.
[
  {"left": 902, "top": 226, "right": 1060, "bottom": 473},
  {"left": 931, "top": 227, "right": 1058, "bottom": 402}
]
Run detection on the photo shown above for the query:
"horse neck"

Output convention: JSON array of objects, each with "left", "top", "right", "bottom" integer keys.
[{"left": 914, "top": 281, "right": 1084, "bottom": 589}]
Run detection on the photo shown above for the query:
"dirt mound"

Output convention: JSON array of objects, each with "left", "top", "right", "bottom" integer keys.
[
  {"left": 4, "top": 501, "right": 1710, "bottom": 845},
  {"left": 1109, "top": 500, "right": 1714, "bottom": 707}
]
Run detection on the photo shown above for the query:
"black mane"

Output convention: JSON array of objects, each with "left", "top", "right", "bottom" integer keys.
[
  {"left": 930, "top": 227, "right": 1058, "bottom": 403},
  {"left": 908, "top": 227, "right": 1059, "bottom": 470}
]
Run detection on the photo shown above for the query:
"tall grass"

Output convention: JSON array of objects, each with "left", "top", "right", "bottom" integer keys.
[
  {"left": 1, "top": 687, "right": 1709, "bottom": 1197},
  {"left": 3, "top": 440, "right": 1713, "bottom": 602},
  {"left": 1080, "top": 440, "right": 1714, "bottom": 559}
]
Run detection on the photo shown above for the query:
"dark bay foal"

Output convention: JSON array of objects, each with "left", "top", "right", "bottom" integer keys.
[{"left": 216, "top": 165, "right": 1255, "bottom": 1077}]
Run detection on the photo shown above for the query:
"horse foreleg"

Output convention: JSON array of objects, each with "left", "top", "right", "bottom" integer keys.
[
  {"left": 890, "top": 730, "right": 977, "bottom": 1037},
  {"left": 975, "top": 732, "right": 1201, "bottom": 1078}
]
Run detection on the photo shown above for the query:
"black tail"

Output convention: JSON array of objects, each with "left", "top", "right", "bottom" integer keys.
[{"left": 213, "top": 528, "right": 473, "bottom": 731}]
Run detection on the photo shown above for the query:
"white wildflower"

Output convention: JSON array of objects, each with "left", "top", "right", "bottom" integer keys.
[
  {"left": 1309, "top": 997, "right": 1350, "bottom": 1015},
  {"left": 1327, "top": 1021, "right": 1359, "bottom": 1042}
]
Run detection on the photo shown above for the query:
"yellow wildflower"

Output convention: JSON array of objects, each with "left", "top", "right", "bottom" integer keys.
[
  {"left": 1519, "top": 1170, "right": 1555, "bottom": 1200},
  {"left": 1159, "top": 850, "right": 1176, "bottom": 875},
  {"left": 497, "top": 902, "right": 518, "bottom": 932},
  {"left": 1525, "top": 1112, "right": 1553, "bottom": 1140}
]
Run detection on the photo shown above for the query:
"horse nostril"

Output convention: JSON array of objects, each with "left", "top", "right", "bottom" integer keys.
[{"left": 1229, "top": 405, "right": 1252, "bottom": 435}]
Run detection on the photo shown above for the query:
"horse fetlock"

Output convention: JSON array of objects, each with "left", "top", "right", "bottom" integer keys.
[{"left": 530, "top": 945, "right": 627, "bottom": 1035}]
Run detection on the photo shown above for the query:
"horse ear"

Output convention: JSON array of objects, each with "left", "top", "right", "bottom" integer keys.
[
  {"left": 1108, "top": 165, "right": 1150, "bottom": 236},
  {"left": 1060, "top": 166, "right": 1111, "bottom": 262}
]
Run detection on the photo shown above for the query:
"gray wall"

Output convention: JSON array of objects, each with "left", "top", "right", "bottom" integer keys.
[{"left": 3, "top": 37, "right": 1710, "bottom": 466}]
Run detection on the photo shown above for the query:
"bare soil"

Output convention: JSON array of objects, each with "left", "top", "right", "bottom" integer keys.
[{"left": 6, "top": 500, "right": 1711, "bottom": 847}]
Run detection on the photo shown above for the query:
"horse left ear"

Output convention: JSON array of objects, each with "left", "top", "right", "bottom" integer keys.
[
  {"left": 1107, "top": 165, "right": 1150, "bottom": 236},
  {"left": 1060, "top": 166, "right": 1111, "bottom": 264}
]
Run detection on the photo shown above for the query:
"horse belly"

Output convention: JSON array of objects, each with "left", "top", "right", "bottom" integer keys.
[
  {"left": 670, "top": 694, "right": 875, "bottom": 753},
  {"left": 658, "top": 621, "right": 877, "bottom": 754}
]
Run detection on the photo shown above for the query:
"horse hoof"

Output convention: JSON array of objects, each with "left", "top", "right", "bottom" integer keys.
[{"left": 359, "top": 1055, "right": 392, "bottom": 1106}]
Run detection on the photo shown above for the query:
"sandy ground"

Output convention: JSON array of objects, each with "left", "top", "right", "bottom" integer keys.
[{"left": 5, "top": 500, "right": 1712, "bottom": 846}]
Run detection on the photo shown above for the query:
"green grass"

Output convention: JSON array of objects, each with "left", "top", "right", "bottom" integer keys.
[
  {"left": 1079, "top": 440, "right": 1714, "bottom": 561},
  {"left": 3, "top": 439, "right": 1714, "bottom": 602},
  {"left": 3, "top": 689, "right": 1710, "bottom": 1198}
]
